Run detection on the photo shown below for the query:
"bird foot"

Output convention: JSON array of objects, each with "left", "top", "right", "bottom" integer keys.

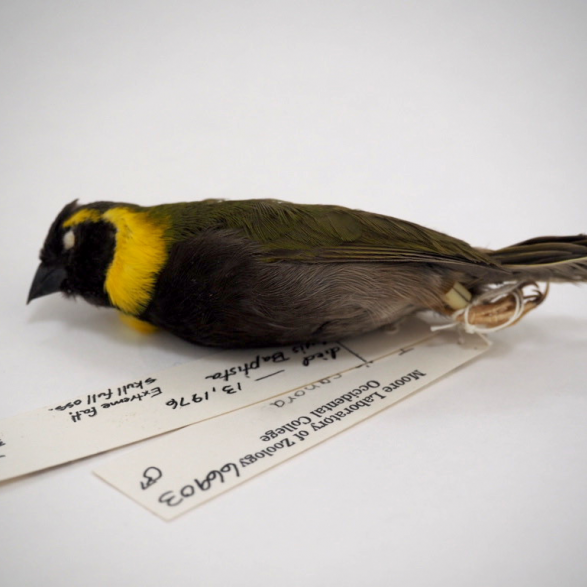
[{"left": 441, "top": 281, "right": 549, "bottom": 334}]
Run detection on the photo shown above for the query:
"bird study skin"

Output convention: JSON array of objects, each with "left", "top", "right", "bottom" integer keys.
[{"left": 28, "top": 199, "right": 587, "bottom": 348}]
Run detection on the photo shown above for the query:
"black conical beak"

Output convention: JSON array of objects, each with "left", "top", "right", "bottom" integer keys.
[{"left": 27, "top": 263, "right": 67, "bottom": 304}]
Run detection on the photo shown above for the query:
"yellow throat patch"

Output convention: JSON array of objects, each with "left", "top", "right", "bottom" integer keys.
[
  {"left": 118, "top": 313, "right": 159, "bottom": 333},
  {"left": 102, "top": 208, "right": 169, "bottom": 315},
  {"left": 64, "top": 207, "right": 169, "bottom": 315}
]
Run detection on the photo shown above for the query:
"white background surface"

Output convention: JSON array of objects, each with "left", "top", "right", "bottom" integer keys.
[{"left": 1, "top": 1, "right": 586, "bottom": 586}]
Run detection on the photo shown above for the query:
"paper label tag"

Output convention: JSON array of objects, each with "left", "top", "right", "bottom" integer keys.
[
  {"left": 0, "top": 318, "right": 432, "bottom": 482},
  {"left": 94, "top": 329, "right": 489, "bottom": 520}
]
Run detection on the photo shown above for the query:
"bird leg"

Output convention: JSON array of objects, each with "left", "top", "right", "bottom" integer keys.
[
  {"left": 443, "top": 282, "right": 473, "bottom": 310},
  {"left": 442, "top": 281, "right": 548, "bottom": 332}
]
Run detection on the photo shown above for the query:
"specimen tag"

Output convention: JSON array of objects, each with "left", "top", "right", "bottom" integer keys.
[
  {"left": 0, "top": 318, "right": 432, "bottom": 482},
  {"left": 95, "top": 329, "right": 489, "bottom": 520}
]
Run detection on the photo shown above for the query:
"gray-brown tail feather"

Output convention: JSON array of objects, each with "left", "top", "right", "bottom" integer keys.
[{"left": 489, "top": 235, "right": 587, "bottom": 282}]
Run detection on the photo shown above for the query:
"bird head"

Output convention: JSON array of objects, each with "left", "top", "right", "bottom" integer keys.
[{"left": 28, "top": 200, "right": 117, "bottom": 307}]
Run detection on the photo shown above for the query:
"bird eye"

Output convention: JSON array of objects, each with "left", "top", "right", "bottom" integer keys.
[{"left": 63, "top": 229, "right": 75, "bottom": 250}]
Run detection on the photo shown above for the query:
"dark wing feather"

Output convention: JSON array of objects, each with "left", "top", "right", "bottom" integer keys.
[
  {"left": 212, "top": 200, "right": 500, "bottom": 273},
  {"left": 154, "top": 199, "right": 501, "bottom": 274}
]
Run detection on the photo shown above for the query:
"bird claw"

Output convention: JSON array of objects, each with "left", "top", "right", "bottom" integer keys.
[{"left": 450, "top": 281, "right": 549, "bottom": 333}]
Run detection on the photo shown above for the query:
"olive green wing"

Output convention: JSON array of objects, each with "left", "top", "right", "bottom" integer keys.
[
  {"left": 158, "top": 199, "right": 500, "bottom": 273},
  {"left": 219, "top": 200, "right": 499, "bottom": 272}
]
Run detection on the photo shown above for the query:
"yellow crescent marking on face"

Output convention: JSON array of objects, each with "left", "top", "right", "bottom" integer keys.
[
  {"left": 63, "top": 208, "right": 103, "bottom": 227},
  {"left": 102, "top": 208, "right": 169, "bottom": 315}
]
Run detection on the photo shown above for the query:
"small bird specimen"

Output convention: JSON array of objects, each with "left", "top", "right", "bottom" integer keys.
[{"left": 28, "top": 199, "right": 587, "bottom": 348}]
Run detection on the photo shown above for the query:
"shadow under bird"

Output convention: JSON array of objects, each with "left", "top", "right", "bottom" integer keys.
[{"left": 28, "top": 199, "right": 587, "bottom": 347}]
